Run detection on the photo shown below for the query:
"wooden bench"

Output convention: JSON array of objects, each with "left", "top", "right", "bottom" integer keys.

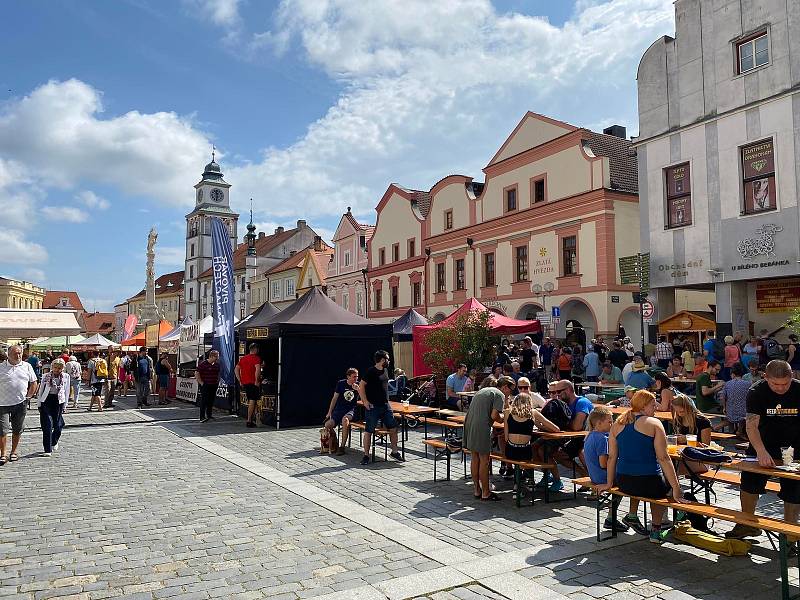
[
  {"left": 348, "top": 421, "right": 393, "bottom": 462},
  {"left": 487, "top": 451, "right": 557, "bottom": 507},
  {"left": 422, "top": 439, "right": 465, "bottom": 481},
  {"left": 419, "top": 417, "right": 464, "bottom": 457},
  {"left": 692, "top": 469, "right": 781, "bottom": 503},
  {"left": 603, "top": 488, "right": 800, "bottom": 600}
]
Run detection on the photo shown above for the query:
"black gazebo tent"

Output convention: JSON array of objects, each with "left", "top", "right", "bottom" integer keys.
[
  {"left": 392, "top": 308, "right": 427, "bottom": 341},
  {"left": 235, "top": 300, "right": 280, "bottom": 333},
  {"left": 248, "top": 288, "right": 393, "bottom": 428}
]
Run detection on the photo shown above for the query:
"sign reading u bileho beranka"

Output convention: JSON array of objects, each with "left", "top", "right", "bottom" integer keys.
[{"left": 211, "top": 217, "right": 235, "bottom": 392}]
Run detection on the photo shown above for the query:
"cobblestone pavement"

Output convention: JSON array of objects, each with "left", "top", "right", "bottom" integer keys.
[{"left": 1, "top": 399, "right": 794, "bottom": 599}]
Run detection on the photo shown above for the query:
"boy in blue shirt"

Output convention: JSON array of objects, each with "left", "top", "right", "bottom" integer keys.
[{"left": 585, "top": 406, "right": 645, "bottom": 534}]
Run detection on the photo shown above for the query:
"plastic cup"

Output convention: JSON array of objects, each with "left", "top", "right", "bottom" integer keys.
[
  {"left": 686, "top": 434, "right": 698, "bottom": 447},
  {"left": 667, "top": 435, "right": 678, "bottom": 454},
  {"left": 402, "top": 399, "right": 410, "bottom": 411},
  {"left": 781, "top": 446, "right": 793, "bottom": 465}
]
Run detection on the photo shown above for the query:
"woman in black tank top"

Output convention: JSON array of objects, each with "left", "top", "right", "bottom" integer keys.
[{"left": 504, "top": 393, "right": 559, "bottom": 461}]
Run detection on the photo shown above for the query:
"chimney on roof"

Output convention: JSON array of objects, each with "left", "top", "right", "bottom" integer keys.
[
  {"left": 275, "top": 226, "right": 284, "bottom": 234},
  {"left": 313, "top": 235, "right": 322, "bottom": 251},
  {"left": 297, "top": 219, "right": 307, "bottom": 229},
  {"left": 603, "top": 125, "right": 627, "bottom": 139},
  {"left": 258, "top": 232, "right": 265, "bottom": 239}
]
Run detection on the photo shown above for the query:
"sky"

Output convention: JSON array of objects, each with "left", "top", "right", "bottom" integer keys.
[{"left": 0, "top": 0, "right": 675, "bottom": 312}]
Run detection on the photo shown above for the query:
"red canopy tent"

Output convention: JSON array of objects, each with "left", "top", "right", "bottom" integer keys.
[{"left": 412, "top": 298, "right": 541, "bottom": 376}]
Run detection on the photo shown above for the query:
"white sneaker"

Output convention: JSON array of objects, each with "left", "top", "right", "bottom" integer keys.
[
  {"left": 42, "top": 452, "right": 52, "bottom": 457},
  {"left": 53, "top": 444, "right": 59, "bottom": 451}
]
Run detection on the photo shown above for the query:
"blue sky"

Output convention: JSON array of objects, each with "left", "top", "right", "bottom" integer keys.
[{"left": 0, "top": 0, "right": 674, "bottom": 311}]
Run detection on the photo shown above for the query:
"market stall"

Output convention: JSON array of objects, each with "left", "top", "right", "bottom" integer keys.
[
  {"left": 70, "top": 333, "right": 118, "bottom": 352},
  {"left": 657, "top": 310, "right": 717, "bottom": 351},
  {"left": 392, "top": 308, "right": 427, "bottom": 377},
  {"left": 412, "top": 298, "right": 542, "bottom": 376},
  {"left": 245, "top": 287, "right": 392, "bottom": 428}
]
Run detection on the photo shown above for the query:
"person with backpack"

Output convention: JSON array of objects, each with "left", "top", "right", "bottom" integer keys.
[
  {"left": 758, "top": 329, "right": 787, "bottom": 366},
  {"left": 133, "top": 347, "right": 154, "bottom": 408},
  {"left": 86, "top": 351, "right": 107, "bottom": 412},
  {"left": 702, "top": 331, "right": 725, "bottom": 364}
]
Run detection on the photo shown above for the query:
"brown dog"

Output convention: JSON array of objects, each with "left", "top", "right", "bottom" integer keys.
[{"left": 319, "top": 427, "right": 340, "bottom": 454}]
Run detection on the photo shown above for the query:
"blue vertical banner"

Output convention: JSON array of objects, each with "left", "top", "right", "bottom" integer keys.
[{"left": 210, "top": 217, "right": 235, "bottom": 385}]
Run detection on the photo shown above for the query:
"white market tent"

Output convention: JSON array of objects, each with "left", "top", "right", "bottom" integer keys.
[
  {"left": 31, "top": 334, "right": 87, "bottom": 349},
  {"left": 71, "top": 333, "right": 119, "bottom": 350},
  {"left": 0, "top": 309, "right": 82, "bottom": 340}
]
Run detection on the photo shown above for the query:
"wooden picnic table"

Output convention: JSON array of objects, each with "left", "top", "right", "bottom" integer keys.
[
  {"left": 389, "top": 401, "right": 437, "bottom": 459},
  {"left": 668, "top": 446, "right": 800, "bottom": 481}
]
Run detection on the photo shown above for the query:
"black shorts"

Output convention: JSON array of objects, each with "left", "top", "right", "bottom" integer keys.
[
  {"left": 243, "top": 384, "right": 260, "bottom": 401},
  {"left": 539, "top": 436, "right": 585, "bottom": 460},
  {"left": 91, "top": 381, "right": 104, "bottom": 396},
  {"left": 505, "top": 443, "right": 532, "bottom": 462},
  {"left": 741, "top": 471, "right": 800, "bottom": 504},
  {"left": 616, "top": 473, "right": 669, "bottom": 499}
]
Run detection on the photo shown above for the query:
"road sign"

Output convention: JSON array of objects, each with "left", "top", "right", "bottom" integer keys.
[
  {"left": 536, "top": 311, "right": 552, "bottom": 324},
  {"left": 553, "top": 317, "right": 561, "bottom": 325},
  {"left": 643, "top": 317, "right": 653, "bottom": 325},
  {"left": 641, "top": 301, "right": 655, "bottom": 319},
  {"left": 619, "top": 253, "right": 650, "bottom": 290},
  {"left": 551, "top": 306, "right": 560, "bottom": 317}
]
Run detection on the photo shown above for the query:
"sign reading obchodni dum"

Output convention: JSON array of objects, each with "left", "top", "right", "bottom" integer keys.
[{"left": 665, "top": 163, "right": 692, "bottom": 228}]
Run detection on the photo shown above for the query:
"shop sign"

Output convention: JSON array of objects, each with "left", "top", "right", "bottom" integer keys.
[
  {"left": 742, "top": 140, "right": 776, "bottom": 213},
  {"left": 734, "top": 224, "right": 783, "bottom": 263},
  {"left": 665, "top": 163, "right": 692, "bottom": 228},
  {"left": 755, "top": 279, "right": 800, "bottom": 313},
  {"left": 657, "top": 259, "right": 704, "bottom": 279},
  {"left": 679, "top": 317, "right": 693, "bottom": 329},
  {"left": 175, "top": 376, "right": 198, "bottom": 403},
  {"left": 482, "top": 299, "right": 509, "bottom": 315},
  {"left": 532, "top": 256, "right": 554, "bottom": 275},
  {"left": 145, "top": 323, "right": 159, "bottom": 348},
  {"left": 248, "top": 327, "right": 269, "bottom": 339},
  {"left": 611, "top": 296, "right": 619, "bottom": 303}
]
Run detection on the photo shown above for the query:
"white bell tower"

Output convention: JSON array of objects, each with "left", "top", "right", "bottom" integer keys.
[{"left": 184, "top": 149, "right": 239, "bottom": 321}]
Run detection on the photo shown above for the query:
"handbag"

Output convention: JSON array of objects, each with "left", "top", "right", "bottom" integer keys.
[{"left": 680, "top": 446, "right": 732, "bottom": 464}]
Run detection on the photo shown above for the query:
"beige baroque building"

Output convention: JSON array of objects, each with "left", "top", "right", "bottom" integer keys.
[
  {"left": 0, "top": 277, "right": 45, "bottom": 310},
  {"left": 127, "top": 270, "right": 185, "bottom": 326},
  {"left": 368, "top": 112, "right": 645, "bottom": 347}
]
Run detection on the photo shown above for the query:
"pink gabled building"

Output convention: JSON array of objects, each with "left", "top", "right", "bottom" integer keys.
[{"left": 326, "top": 207, "right": 374, "bottom": 317}]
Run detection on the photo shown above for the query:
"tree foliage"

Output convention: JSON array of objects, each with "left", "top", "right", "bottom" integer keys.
[
  {"left": 422, "top": 310, "right": 494, "bottom": 378},
  {"left": 786, "top": 308, "right": 800, "bottom": 338}
]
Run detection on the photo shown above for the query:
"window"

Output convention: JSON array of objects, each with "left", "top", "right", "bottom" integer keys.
[
  {"left": 515, "top": 246, "right": 528, "bottom": 282},
  {"left": 189, "top": 288, "right": 194, "bottom": 302},
  {"left": 562, "top": 236, "right": 577, "bottom": 276},
  {"left": 392, "top": 243, "right": 399, "bottom": 262},
  {"left": 189, "top": 265, "right": 194, "bottom": 279},
  {"left": 444, "top": 210, "right": 453, "bottom": 230},
  {"left": 391, "top": 286, "right": 398, "bottom": 309},
  {"left": 505, "top": 187, "right": 517, "bottom": 212},
  {"left": 359, "top": 235, "right": 366, "bottom": 249},
  {"left": 379, "top": 248, "right": 386, "bottom": 266},
  {"left": 737, "top": 33, "right": 768, "bottom": 74},
  {"left": 241, "top": 277, "right": 246, "bottom": 292},
  {"left": 272, "top": 280, "right": 280, "bottom": 299},
  {"left": 342, "top": 294, "right": 350, "bottom": 311},
  {"left": 408, "top": 239, "right": 415, "bottom": 258},
  {"left": 533, "top": 178, "right": 546, "bottom": 203},
  {"left": 436, "top": 263, "right": 446, "bottom": 293},
  {"left": 664, "top": 162, "right": 692, "bottom": 227},
  {"left": 455, "top": 259, "right": 465, "bottom": 290},
  {"left": 344, "top": 250, "right": 351, "bottom": 267},
  {"left": 202, "top": 283, "right": 208, "bottom": 298},
  {"left": 412, "top": 282, "right": 421, "bottom": 307},
  {"left": 190, "top": 243, "right": 195, "bottom": 257},
  {"left": 286, "top": 278, "right": 295, "bottom": 297},
  {"left": 741, "top": 139, "right": 776, "bottom": 214},
  {"left": 484, "top": 253, "right": 495, "bottom": 286},
  {"left": 374, "top": 289, "right": 382, "bottom": 311},
  {"left": 356, "top": 292, "right": 364, "bottom": 316}
]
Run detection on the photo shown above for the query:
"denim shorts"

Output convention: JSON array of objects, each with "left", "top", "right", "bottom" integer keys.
[{"left": 364, "top": 404, "right": 397, "bottom": 433}]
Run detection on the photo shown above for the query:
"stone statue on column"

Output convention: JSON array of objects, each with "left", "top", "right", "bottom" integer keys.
[{"left": 140, "top": 227, "right": 163, "bottom": 326}]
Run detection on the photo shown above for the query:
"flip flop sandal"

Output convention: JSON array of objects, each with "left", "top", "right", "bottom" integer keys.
[
  {"left": 0, "top": 456, "right": 6, "bottom": 466},
  {"left": 9, "top": 454, "right": 19, "bottom": 462}
]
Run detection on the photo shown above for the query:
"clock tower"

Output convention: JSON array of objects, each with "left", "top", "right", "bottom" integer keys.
[{"left": 184, "top": 152, "right": 239, "bottom": 321}]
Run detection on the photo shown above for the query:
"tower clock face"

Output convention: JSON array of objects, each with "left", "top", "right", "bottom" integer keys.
[
  {"left": 210, "top": 188, "right": 224, "bottom": 203},
  {"left": 196, "top": 188, "right": 203, "bottom": 203}
]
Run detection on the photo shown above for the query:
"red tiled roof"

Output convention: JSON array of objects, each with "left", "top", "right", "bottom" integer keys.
[
  {"left": 266, "top": 243, "right": 333, "bottom": 277},
  {"left": 309, "top": 248, "right": 335, "bottom": 285},
  {"left": 200, "top": 227, "right": 299, "bottom": 278},
  {"left": 43, "top": 291, "right": 85, "bottom": 312},
  {"left": 344, "top": 211, "right": 375, "bottom": 232},
  {"left": 127, "top": 270, "right": 185, "bottom": 301},
  {"left": 82, "top": 312, "right": 115, "bottom": 335}
]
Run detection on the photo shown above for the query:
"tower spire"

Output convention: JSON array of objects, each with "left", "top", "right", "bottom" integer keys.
[
  {"left": 211, "top": 144, "right": 216, "bottom": 162},
  {"left": 246, "top": 198, "right": 257, "bottom": 256}
]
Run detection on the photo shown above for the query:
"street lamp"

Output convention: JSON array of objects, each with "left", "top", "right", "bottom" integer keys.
[{"left": 532, "top": 282, "right": 555, "bottom": 335}]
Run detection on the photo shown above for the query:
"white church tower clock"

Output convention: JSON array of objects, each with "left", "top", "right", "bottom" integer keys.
[{"left": 184, "top": 149, "right": 239, "bottom": 321}]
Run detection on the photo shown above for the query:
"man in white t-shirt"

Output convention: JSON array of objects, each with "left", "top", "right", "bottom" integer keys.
[{"left": 0, "top": 345, "right": 38, "bottom": 464}]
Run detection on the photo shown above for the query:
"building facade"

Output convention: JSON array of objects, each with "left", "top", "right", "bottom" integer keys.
[
  {"left": 368, "top": 112, "right": 643, "bottom": 347},
  {"left": 326, "top": 208, "right": 373, "bottom": 316},
  {"left": 252, "top": 238, "right": 332, "bottom": 311},
  {"left": 636, "top": 0, "right": 800, "bottom": 338},
  {"left": 127, "top": 270, "right": 185, "bottom": 326},
  {"left": 184, "top": 155, "right": 239, "bottom": 321},
  {"left": 0, "top": 277, "right": 45, "bottom": 309}
]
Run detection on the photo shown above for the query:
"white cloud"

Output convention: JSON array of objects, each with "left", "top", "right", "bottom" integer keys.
[
  {"left": 76, "top": 190, "right": 110, "bottom": 210},
  {"left": 41, "top": 206, "right": 89, "bottom": 223},
  {"left": 154, "top": 246, "right": 187, "bottom": 267},
  {"left": 223, "top": 0, "right": 674, "bottom": 221},
  {"left": 185, "top": 0, "right": 241, "bottom": 28},
  {"left": 0, "top": 228, "right": 48, "bottom": 265},
  {"left": 0, "top": 79, "right": 212, "bottom": 207},
  {"left": 22, "top": 268, "right": 46, "bottom": 284}
]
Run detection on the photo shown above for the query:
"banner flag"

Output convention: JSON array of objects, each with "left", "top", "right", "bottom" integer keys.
[
  {"left": 123, "top": 314, "right": 138, "bottom": 340},
  {"left": 210, "top": 217, "right": 235, "bottom": 385}
]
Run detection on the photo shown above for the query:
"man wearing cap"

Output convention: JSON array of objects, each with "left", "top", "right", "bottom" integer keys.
[
  {"left": 599, "top": 361, "right": 623, "bottom": 384},
  {"left": 626, "top": 356, "right": 655, "bottom": 390}
]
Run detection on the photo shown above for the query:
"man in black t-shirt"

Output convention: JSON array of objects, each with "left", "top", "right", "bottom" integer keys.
[
  {"left": 520, "top": 337, "right": 538, "bottom": 375},
  {"left": 324, "top": 367, "right": 359, "bottom": 454},
  {"left": 358, "top": 350, "right": 403, "bottom": 465},
  {"left": 727, "top": 360, "right": 800, "bottom": 541}
]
